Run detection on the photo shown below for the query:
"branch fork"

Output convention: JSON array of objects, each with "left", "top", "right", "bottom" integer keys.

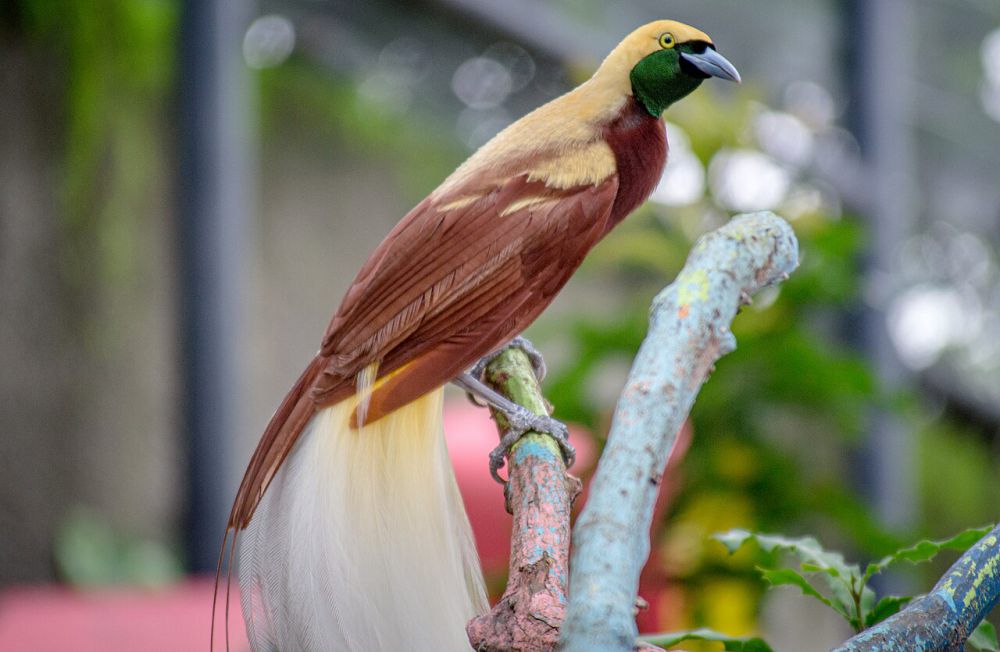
[{"left": 467, "top": 212, "right": 800, "bottom": 651}]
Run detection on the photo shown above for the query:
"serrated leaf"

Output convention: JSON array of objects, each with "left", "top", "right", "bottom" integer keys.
[
  {"left": 968, "top": 621, "right": 1000, "bottom": 652},
  {"left": 714, "top": 529, "right": 863, "bottom": 628},
  {"left": 714, "top": 530, "right": 860, "bottom": 580},
  {"left": 758, "top": 567, "right": 850, "bottom": 619},
  {"left": 862, "top": 525, "right": 995, "bottom": 584},
  {"left": 862, "top": 595, "right": 912, "bottom": 628},
  {"left": 640, "top": 628, "right": 774, "bottom": 651}
]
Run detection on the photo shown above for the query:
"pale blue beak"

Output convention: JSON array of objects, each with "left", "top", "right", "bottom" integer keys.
[{"left": 680, "top": 48, "right": 742, "bottom": 83}]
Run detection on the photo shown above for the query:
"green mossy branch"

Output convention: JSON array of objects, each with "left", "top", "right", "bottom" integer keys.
[{"left": 482, "top": 348, "right": 563, "bottom": 463}]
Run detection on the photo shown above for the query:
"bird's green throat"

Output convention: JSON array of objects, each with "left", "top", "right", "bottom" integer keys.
[{"left": 630, "top": 44, "right": 706, "bottom": 117}]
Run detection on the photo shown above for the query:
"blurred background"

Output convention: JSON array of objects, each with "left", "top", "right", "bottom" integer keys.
[{"left": 1, "top": 0, "right": 998, "bottom": 649}]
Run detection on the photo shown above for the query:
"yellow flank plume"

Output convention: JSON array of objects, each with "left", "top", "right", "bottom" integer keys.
[{"left": 240, "top": 387, "right": 487, "bottom": 650}]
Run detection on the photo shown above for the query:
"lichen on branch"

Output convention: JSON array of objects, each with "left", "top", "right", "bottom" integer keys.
[
  {"left": 560, "top": 211, "right": 800, "bottom": 652},
  {"left": 832, "top": 523, "right": 1000, "bottom": 652}
]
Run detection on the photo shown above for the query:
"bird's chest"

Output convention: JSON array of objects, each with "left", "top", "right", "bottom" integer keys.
[{"left": 602, "top": 98, "right": 668, "bottom": 229}]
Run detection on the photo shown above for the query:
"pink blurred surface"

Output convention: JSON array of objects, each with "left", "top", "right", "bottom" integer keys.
[
  {"left": 0, "top": 401, "right": 595, "bottom": 650},
  {"left": 0, "top": 580, "right": 249, "bottom": 651}
]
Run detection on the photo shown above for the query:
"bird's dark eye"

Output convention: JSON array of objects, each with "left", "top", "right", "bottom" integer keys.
[{"left": 658, "top": 33, "right": 675, "bottom": 49}]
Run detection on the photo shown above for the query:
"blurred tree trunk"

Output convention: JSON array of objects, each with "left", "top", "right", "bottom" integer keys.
[
  {"left": 0, "top": 38, "right": 77, "bottom": 583},
  {"left": 0, "top": 20, "right": 180, "bottom": 583}
]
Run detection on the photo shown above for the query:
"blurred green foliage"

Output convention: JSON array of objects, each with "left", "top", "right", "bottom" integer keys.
[
  {"left": 258, "top": 62, "right": 465, "bottom": 201},
  {"left": 55, "top": 508, "right": 182, "bottom": 587},
  {"left": 13, "top": 0, "right": 176, "bottom": 285}
]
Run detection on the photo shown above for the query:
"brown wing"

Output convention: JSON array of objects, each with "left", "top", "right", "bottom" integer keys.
[
  {"left": 311, "top": 172, "right": 619, "bottom": 412},
  {"left": 228, "top": 170, "right": 617, "bottom": 531}
]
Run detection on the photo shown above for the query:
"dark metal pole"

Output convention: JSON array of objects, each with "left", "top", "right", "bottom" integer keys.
[
  {"left": 178, "top": 0, "right": 253, "bottom": 572},
  {"left": 845, "top": 0, "right": 917, "bottom": 537}
]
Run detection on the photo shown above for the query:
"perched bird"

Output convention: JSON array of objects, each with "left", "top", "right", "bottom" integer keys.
[{"left": 221, "top": 19, "right": 739, "bottom": 652}]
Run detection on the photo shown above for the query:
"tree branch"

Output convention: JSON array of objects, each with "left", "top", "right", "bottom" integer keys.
[
  {"left": 466, "top": 347, "right": 581, "bottom": 652},
  {"left": 560, "top": 211, "right": 800, "bottom": 652},
  {"left": 833, "top": 523, "right": 1000, "bottom": 651}
]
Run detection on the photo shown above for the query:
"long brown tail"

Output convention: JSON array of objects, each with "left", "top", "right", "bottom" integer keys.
[{"left": 229, "top": 356, "right": 327, "bottom": 530}]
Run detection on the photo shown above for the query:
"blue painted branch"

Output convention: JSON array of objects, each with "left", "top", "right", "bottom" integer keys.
[
  {"left": 560, "top": 212, "right": 799, "bottom": 652},
  {"left": 833, "top": 523, "right": 1000, "bottom": 651}
]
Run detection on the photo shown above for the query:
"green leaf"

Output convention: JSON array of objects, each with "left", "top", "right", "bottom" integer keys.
[
  {"left": 715, "top": 530, "right": 859, "bottom": 579},
  {"left": 968, "top": 621, "right": 1000, "bottom": 652},
  {"left": 640, "top": 628, "right": 774, "bottom": 651},
  {"left": 862, "top": 595, "right": 912, "bottom": 628},
  {"left": 862, "top": 525, "right": 996, "bottom": 584},
  {"left": 757, "top": 567, "right": 849, "bottom": 620},
  {"left": 715, "top": 530, "right": 862, "bottom": 627}
]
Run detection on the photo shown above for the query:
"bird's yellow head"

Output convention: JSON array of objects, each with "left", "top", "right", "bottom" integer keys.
[{"left": 599, "top": 20, "right": 740, "bottom": 117}]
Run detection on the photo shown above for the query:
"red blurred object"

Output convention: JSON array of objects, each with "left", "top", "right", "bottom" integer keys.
[
  {"left": 0, "top": 580, "right": 249, "bottom": 652},
  {"left": 0, "top": 402, "right": 685, "bottom": 649}
]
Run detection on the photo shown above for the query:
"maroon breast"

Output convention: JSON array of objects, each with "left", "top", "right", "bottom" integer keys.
[{"left": 602, "top": 95, "right": 668, "bottom": 232}]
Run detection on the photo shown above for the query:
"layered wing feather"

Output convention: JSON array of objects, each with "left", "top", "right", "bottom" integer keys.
[
  {"left": 315, "top": 172, "right": 619, "bottom": 402},
  {"left": 228, "top": 160, "right": 618, "bottom": 531}
]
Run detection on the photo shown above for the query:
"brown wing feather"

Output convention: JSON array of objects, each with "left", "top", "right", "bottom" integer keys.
[
  {"left": 228, "top": 356, "right": 324, "bottom": 529},
  {"left": 314, "top": 174, "right": 618, "bottom": 394},
  {"left": 357, "top": 180, "right": 619, "bottom": 423}
]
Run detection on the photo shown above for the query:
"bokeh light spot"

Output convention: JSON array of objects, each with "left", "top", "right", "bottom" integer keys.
[
  {"left": 452, "top": 57, "right": 513, "bottom": 109},
  {"left": 243, "top": 15, "right": 296, "bottom": 69},
  {"left": 708, "top": 149, "right": 790, "bottom": 212}
]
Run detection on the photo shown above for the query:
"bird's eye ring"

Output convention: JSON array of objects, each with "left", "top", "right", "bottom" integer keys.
[{"left": 658, "top": 33, "right": 675, "bottom": 49}]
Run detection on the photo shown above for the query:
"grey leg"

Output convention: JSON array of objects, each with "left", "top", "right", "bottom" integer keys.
[{"left": 453, "top": 372, "right": 575, "bottom": 483}]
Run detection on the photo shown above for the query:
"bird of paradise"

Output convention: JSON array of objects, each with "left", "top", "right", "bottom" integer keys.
[{"left": 216, "top": 19, "right": 740, "bottom": 652}]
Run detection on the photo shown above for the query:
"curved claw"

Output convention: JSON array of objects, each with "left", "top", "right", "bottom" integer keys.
[
  {"left": 488, "top": 431, "right": 521, "bottom": 483},
  {"left": 487, "top": 407, "right": 576, "bottom": 484},
  {"left": 470, "top": 336, "right": 546, "bottom": 383},
  {"left": 508, "top": 336, "right": 547, "bottom": 383}
]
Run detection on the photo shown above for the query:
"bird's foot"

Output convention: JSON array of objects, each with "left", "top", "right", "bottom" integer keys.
[
  {"left": 488, "top": 407, "right": 574, "bottom": 483},
  {"left": 452, "top": 367, "right": 575, "bottom": 483}
]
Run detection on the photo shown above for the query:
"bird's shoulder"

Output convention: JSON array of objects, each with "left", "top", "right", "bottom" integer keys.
[
  {"left": 318, "top": 171, "right": 617, "bottom": 361},
  {"left": 434, "top": 85, "right": 629, "bottom": 199}
]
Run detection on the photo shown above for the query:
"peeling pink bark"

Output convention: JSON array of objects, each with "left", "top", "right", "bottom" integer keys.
[{"left": 467, "top": 436, "right": 581, "bottom": 652}]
